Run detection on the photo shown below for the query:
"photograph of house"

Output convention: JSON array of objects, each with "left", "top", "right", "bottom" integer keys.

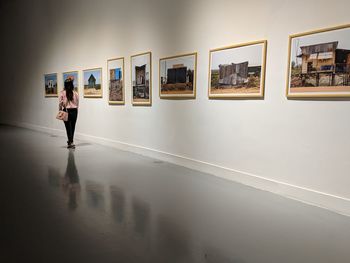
[
  {"left": 209, "top": 41, "right": 266, "bottom": 98},
  {"left": 131, "top": 52, "right": 151, "bottom": 105},
  {"left": 218, "top": 61, "right": 248, "bottom": 86},
  {"left": 63, "top": 71, "right": 79, "bottom": 93},
  {"left": 288, "top": 25, "right": 350, "bottom": 96},
  {"left": 108, "top": 58, "right": 124, "bottom": 104},
  {"left": 109, "top": 68, "right": 123, "bottom": 101},
  {"left": 88, "top": 74, "right": 96, "bottom": 88},
  {"left": 83, "top": 68, "right": 102, "bottom": 97},
  {"left": 160, "top": 53, "right": 196, "bottom": 98},
  {"left": 44, "top": 73, "right": 58, "bottom": 97}
]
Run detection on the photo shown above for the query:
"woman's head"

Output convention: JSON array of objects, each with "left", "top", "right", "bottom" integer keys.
[
  {"left": 64, "top": 78, "right": 74, "bottom": 91},
  {"left": 64, "top": 79, "right": 74, "bottom": 101}
]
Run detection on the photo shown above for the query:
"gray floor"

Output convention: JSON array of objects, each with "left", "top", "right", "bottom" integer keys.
[{"left": 1, "top": 125, "right": 350, "bottom": 263}]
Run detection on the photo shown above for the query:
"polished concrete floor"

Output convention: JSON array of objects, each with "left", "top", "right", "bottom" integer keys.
[{"left": 1, "top": 125, "right": 350, "bottom": 263}]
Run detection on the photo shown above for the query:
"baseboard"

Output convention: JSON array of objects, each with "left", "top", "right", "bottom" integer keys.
[{"left": 4, "top": 120, "right": 350, "bottom": 217}]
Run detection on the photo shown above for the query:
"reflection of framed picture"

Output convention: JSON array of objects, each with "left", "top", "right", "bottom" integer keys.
[
  {"left": 287, "top": 24, "right": 350, "bottom": 98},
  {"left": 159, "top": 53, "right": 197, "bottom": 99},
  {"left": 44, "top": 73, "right": 58, "bottom": 97},
  {"left": 131, "top": 52, "right": 152, "bottom": 106},
  {"left": 107, "top": 57, "right": 125, "bottom": 105},
  {"left": 208, "top": 40, "right": 267, "bottom": 98},
  {"left": 63, "top": 71, "right": 79, "bottom": 93},
  {"left": 83, "top": 68, "right": 103, "bottom": 98}
]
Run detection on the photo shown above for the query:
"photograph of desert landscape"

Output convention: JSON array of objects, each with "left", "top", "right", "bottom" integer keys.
[
  {"left": 108, "top": 58, "right": 124, "bottom": 104},
  {"left": 83, "top": 68, "right": 102, "bottom": 98},
  {"left": 131, "top": 52, "right": 151, "bottom": 105},
  {"left": 44, "top": 73, "right": 58, "bottom": 97},
  {"left": 209, "top": 41, "right": 266, "bottom": 98},
  {"left": 159, "top": 53, "right": 196, "bottom": 98},
  {"left": 63, "top": 71, "right": 79, "bottom": 93},
  {"left": 288, "top": 25, "right": 350, "bottom": 97}
]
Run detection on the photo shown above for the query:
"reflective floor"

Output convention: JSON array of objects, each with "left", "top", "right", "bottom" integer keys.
[{"left": 1, "top": 125, "right": 350, "bottom": 263}]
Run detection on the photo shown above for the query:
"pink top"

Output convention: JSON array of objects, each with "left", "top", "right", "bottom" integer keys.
[{"left": 59, "top": 90, "right": 79, "bottom": 109}]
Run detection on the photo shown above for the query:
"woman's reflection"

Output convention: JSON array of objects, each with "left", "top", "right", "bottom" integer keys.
[{"left": 62, "top": 149, "right": 81, "bottom": 210}]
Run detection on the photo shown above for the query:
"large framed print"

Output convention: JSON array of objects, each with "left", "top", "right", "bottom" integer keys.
[
  {"left": 159, "top": 52, "right": 197, "bottom": 99},
  {"left": 107, "top": 57, "right": 125, "bottom": 104},
  {"left": 44, "top": 73, "right": 58, "bottom": 97},
  {"left": 287, "top": 24, "right": 350, "bottom": 98},
  {"left": 208, "top": 40, "right": 267, "bottom": 98},
  {"left": 131, "top": 52, "right": 152, "bottom": 106},
  {"left": 83, "top": 68, "right": 103, "bottom": 98},
  {"left": 62, "top": 71, "right": 79, "bottom": 93}
]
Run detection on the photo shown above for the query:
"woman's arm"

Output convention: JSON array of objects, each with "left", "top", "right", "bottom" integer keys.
[
  {"left": 58, "top": 92, "right": 64, "bottom": 110},
  {"left": 75, "top": 91, "right": 79, "bottom": 108}
]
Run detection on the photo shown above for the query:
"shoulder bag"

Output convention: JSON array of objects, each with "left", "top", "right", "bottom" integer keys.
[{"left": 56, "top": 100, "right": 68, "bottom": 122}]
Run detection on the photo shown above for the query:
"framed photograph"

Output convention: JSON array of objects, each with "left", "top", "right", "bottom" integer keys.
[
  {"left": 159, "top": 52, "right": 197, "bottom": 98},
  {"left": 83, "top": 68, "right": 103, "bottom": 98},
  {"left": 287, "top": 24, "right": 350, "bottom": 98},
  {"left": 208, "top": 40, "right": 267, "bottom": 98},
  {"left": 131, "top": 52, "right": 152, "bottom": 106},
  {"left": 62, "top": 71, "right": 79, "bottom": 93},
  {"left": 107, "top": 57, "right": 125, "bottom": 104},
  {"left": 44, "top": 73, "right": 58, "bottom": 97}
]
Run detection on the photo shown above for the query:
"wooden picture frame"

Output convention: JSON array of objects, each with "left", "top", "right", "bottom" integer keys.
[
  {"left": 130, "top": 52, "right": 152, "bottom": 106},
  {"left": 208, "top": 40, "right": 267, "bottom": 99},
  {"left": 286, "top": 24, "right": 350, "bottom": 98},
  {"left": 62, "top": 71, "right": 79, "bottom": 93},
  {"left": 44, "top": 73, "right": 58, "bottom": 97},
  {"left": 83, "top": 68, "right": 103, "bottom": 98},
  {"left": 159, "top": 52, "right": 197, "bottom": 99},
  {"left": 107, "top": 57, "right": 125, "bottom": 105}
]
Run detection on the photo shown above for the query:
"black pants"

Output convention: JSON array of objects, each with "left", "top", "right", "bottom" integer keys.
[{"left": 64, "top": 108, "right": 78, "bottom": 144}]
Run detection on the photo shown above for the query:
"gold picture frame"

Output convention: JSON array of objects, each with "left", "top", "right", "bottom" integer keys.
[
  {"left": 208, "top": 40, "right": 267, "bottom": 99},
  {"left": 83, "top": 67, "right": 103, "bottom": 98},
  {"left": 62, "top": 70, "right": 79, "bottom": 93},
  {"left": 286, "top": 24, "right": 350, "bottom": 98},
  {"left": 130, "top": 51, "right": 152, "bottom": 106},
  {"left": 107, "top": 57, "right": 125, "bottom": 105},
  {"left": 44, "top": 73, "right": 58, "bottom": 97},
  {"left": 159, "top": 52, "right": 197, "bottom": 99}
]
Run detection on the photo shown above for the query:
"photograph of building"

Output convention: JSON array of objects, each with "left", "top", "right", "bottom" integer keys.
[
  {"left": 288, "top": 25, "right": 350, "bottom": 96},
  {"left": 209, "top": 41, "right": 266, "bottom": 98},
  {"left": 160, "top": 53, "right": 196, "bottom": 98},
  {"left": 83, "top": 68, "right": 102, "bottom": 97},
  {"left": 131, "top": 52, "right": 151, "bottom": 105},
  {"left": 109, "top": 67, "right": 123, "bottom": 102},
  {"left": 63, "top": 71, "right": 79, "bottom": 93},
  {"left": 44, "top": 73, "right": 58, "bottom": 96}
]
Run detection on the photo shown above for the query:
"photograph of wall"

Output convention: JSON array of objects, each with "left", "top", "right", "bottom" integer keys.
[
  {"left": 287, "top": 25, "right": 350, "bottom": 97},
  {"left": 63, "top": 71, "right": 79, "bottom": 93},
  {"left": 107, "top": 58, "right": 125, "bottom": 104},
  {"left": 209, "top": 40, "right": 267, "bottom": 98},
  {"left": 287, "top": 24, "right": 350, "bottom": 97},
  {"left": 131, "top": 52, "right": 151, "bottom": 105},
  {"left": 44, "top": 73, "right": 58, "bottom": 97},
  {"left": 83, "top": 68, "right": 102, "bottom": 98},
  {"left": 159, "top": 53, "right": 197, "bottom": 98}
]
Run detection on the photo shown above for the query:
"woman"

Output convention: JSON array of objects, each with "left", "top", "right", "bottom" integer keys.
[{"left": 59, "top": 78, "right": 79, "bottom": 148}]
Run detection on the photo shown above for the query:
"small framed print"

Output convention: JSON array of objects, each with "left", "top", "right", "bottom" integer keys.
[
  {"left": 63, "top": 71, "right": 79, "bottom": 93},
  {"left": 83, "top": 68, "right": 103, "bottom": 98},
  {"left": 131, "top": 52, "right": 152, "bottom": 106},
  {"left": 159, "top": 52, "right": 197, "bottom": 99},
  {"left": 209, "top": 40, "right": 267, "bottom": 98},
  {"left": 287, "top": 24, "right": 350, "bottom": 98},
  {"left": 44, "top": 73, "right": 58, "bottom": 97},
  {"left": 107, "top": 57, "right": 125, "bottom": 104}
]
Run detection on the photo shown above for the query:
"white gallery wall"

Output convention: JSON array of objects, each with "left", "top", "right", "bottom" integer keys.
[{"left": 1, "top": 0, "right": 350, "bottom": 215}]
